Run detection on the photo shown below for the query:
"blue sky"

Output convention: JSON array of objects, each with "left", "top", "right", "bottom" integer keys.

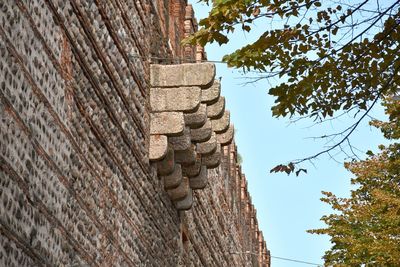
[{"left": 188, "top": 1, "right": 387, "bottom": 266}]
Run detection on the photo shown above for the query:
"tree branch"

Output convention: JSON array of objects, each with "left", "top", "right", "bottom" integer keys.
[{"left": 291, "top": 64, "right": 400, "bottom": 166}]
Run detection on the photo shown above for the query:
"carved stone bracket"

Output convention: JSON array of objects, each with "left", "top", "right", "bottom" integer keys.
[{"left": 149, "top": 63, "right": 234, "bottom": 210}]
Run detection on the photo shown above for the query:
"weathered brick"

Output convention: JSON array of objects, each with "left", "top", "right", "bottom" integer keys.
[{"left": 0, "top": 1, "right": 270, "bottom": 266}]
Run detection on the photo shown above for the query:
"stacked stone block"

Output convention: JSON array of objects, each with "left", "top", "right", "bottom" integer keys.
[{"left": 149, "top": 63, "right": 234, "bottom": 211}]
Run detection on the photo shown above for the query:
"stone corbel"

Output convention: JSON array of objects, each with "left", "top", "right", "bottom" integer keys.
[{"left": 149, "top": 63, "right": 234, "bottom": 211}]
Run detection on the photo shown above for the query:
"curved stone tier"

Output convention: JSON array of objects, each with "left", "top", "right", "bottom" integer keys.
[{"left": 149, "top": 63, "right": 234, "bottom": 210}]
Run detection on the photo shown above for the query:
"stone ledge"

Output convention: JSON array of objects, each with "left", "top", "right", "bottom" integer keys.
[
  {"left": 196, "top": 132, "right": 217, "bottom": 156},
  {"left": 149, "top": 135, "right": 168, "bottom": 161},
  {"left": 175, "top": 188, "right": 193, "bottom": 210},
  {"left": 184, "top": 104, "right": 207, "bottom": 129},
  {"left": 150, "top": 112, "right": 185, "bottom": 136},
  {"left": 150, "top": 63, "right": 215, "bottom": 88},
  {"left": 149, "top": 63, "right": 234, "bottom": 211},
  {"left": 175, "top": 145, "right": 197, "bottom": 166},
  {"left": 217, "top": 124, "right": 234, "bottom": 145},
  {"left": 169, "top": 127, "right": 191, "bottom": 151},
  {"left": 167, "top": 176, "right": 190, "bottom": 201},
  {"left": 157, "top": 147, "right": 175, "bottom": 176},
  {"left": 202, "top": 143, "right": 221, "bottom": 168},
  {"left": 182, "top": 155, "right": 202, "bottom": 177},
  {"left": 150, "top": 87, "right": 201, "bottom": 112},
  {"left": 189, "top": 165, "right": 207, "bottom": 189},
  {"left": 163, "top": 164, "right": 183, "bottom": 189},
  {"left": 190, "top": 119, "right": 212, "bottom": 143},
  {"left": 211, "top": 111, "right": 230, "bottom": 133},
  {"left": 207, "top": 96, "right": 225, "bottom": 119},
  {"left": 201, "top": 80, "right": 220, "bottom": 104}
]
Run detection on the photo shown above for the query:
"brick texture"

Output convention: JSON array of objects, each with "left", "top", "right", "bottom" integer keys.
[{"left": 0, "top": 1, "right": 270, "bottom": 266}]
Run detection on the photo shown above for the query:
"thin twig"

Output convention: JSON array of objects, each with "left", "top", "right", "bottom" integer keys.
[{"left": 291, "top": 63, "right": 400, "bottom": 165}]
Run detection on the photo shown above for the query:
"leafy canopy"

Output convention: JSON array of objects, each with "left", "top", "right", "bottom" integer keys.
[
  {"left": 308, "top": 98, "right": 400, "bottom": 266},
  {"left": 185, "top": 0, "right": 400, "bottom": 173}
]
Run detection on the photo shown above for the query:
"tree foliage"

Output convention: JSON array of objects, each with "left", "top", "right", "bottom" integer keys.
[
  {"left": 185, "top": 0, "right": 400, "bottom": 173},
  {"left": 308, "top": 98, "right": 400, "bottom": 266},
  {"left": 185, "top": 1, "right": 400, "bottom": 263}
]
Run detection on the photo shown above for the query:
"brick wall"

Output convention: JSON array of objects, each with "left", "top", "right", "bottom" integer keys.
[
  {"left": 179, "top": 141, "right": 271, "bottom": 266},
  {"left": 0, "top": 1, "right": 270, "bottom": 266}
]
